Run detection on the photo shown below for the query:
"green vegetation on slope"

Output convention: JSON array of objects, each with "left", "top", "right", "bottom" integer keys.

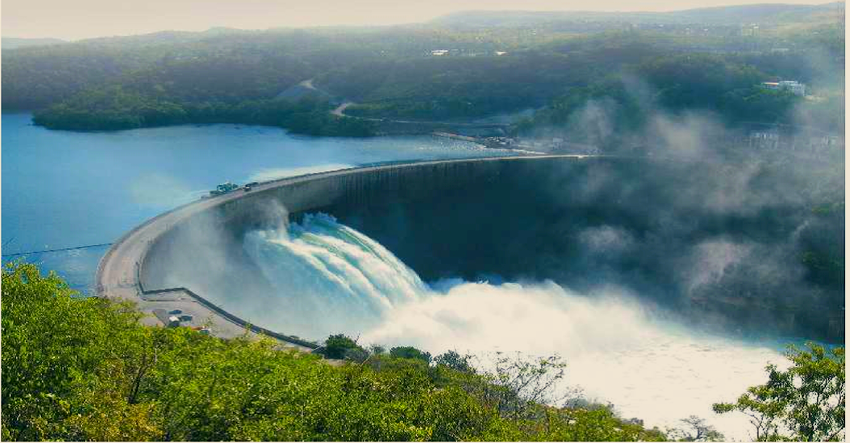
[
  {"left": 514, "top": 52, "right": 844, "bottom": 139},
  {"left": 0, "top": 262, "right": 665, "bottom": 441},
  {"left": 1, "top": 262, "right": 844, "bottom": 441}
]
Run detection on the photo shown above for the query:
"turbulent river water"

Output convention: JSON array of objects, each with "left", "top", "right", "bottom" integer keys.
[{"left": 242, "top": 212, "right": 803, "bottom": 441}]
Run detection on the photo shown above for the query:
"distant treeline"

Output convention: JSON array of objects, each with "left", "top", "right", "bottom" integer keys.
[
  {"left": 512, "top": 53, "right": 845, "bottom": 139},
  {"left": 2, "top": 24, "right": 844, "bottom": 135}
]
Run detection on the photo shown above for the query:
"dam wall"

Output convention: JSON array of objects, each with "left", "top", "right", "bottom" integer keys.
[
  {"left": 106, "top": 156, "right": 568, "bottom": 345},
  {"left": 139, "top": 157, "right": 514, "bottom": 291},
  {"left": 101, "top": 155, "right": 844, "bottom": 344}
]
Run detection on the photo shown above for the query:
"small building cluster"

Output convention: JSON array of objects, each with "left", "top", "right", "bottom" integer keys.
[
  {"left": 429, "top": 49, "right": 508, "bottom": 57},
  {"left": 748, "top": 128, "right": 843, "bottom": 155},
  {"left": 762, "top": 80, "right": 806, "bottom": 96}
]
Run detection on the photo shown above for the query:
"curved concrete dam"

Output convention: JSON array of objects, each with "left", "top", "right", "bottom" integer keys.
[{"left": 97, "top": 155, "right": 844, "bottom": 344}]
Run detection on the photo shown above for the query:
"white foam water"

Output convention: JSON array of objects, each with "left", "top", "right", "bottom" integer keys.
[{"left": 245, "top": 213, "right": 793, "bottom": 440}]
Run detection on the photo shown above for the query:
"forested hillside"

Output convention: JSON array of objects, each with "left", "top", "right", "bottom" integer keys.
[
  {"left": 2, "top": 37, "right": 66, "bottom": 50},
  {"left": 2, "top": 5, "right": 843, "bottom": 136},
  {"left": 432, "top": 3, "right": 843, "bottom": 27}
]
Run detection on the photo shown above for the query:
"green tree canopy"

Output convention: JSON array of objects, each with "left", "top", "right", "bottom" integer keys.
[
  {"left": 389, "top": 345, "right": 433, "bottom": 363},
  {"left": 713, "top": 343, "right": 845, "bottom": 441},
  {"left": 2, "top": 262, "right": 669, "bottom": 441}
]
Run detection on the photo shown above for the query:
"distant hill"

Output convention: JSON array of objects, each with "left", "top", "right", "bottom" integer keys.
[
  {"left": 431, "top": 11, "right": 668, "bottom": 28},
  {"left": 2, "top": 2, "right": 841, "bottom": 134},
  {"left": 432, "top": 2, "right": 844, "bottom": 27},
  {"left": 671, "top": 2, "right": 844, "bottom": 24},
  {"left": 2, "top": 37, "right": 66, "bottom": 49}
]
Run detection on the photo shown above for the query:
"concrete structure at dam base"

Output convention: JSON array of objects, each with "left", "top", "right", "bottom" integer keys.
[{"left": 96, "top": 155, "right": 845, "bottom": 346}]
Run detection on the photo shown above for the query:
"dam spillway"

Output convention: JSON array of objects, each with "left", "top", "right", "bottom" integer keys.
[
  {"left": 97, "top": 155, "right": 594, "bottom": 345},
  {"left": 96, "top": 155, "right": 844, "bottom": 344}
]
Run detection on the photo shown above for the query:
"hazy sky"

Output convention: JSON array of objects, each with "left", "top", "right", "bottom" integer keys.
[{"left": 2, "top": 0, "right": 836, "bottom": 40}]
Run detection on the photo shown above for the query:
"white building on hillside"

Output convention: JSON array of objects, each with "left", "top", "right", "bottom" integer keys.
[{"left": 762, "top": 80, "right": 806, "bottom": 96}]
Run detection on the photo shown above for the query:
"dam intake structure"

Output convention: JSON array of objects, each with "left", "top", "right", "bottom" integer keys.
[{"left": 96, "top": 155, "right": 845, "bottom": 345}]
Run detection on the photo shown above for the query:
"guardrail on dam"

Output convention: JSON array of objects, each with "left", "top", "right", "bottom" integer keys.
[{"left": 96, "top": 154, "right": 844, "bottom": 344}]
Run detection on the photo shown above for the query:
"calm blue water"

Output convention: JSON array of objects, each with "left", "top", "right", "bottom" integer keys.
[{"left": 1, "top": 113, "right": 510, "bottom": 291}]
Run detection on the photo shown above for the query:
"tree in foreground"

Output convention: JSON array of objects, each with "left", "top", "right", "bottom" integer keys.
[
  {"left": 713, "top": 343, "right": 845, "bottom": 441},
  {"left": 318, "top": 333, "right": 366, "bottom": 360},
  {"left": 389, "top": 345, "right": 432, "bottom": 364},
  {"left": 666, "top": 415, "right": 724, "bottom": 442},
  {"left": 434, "top": 350, "right": 475, "bottom": 373}
]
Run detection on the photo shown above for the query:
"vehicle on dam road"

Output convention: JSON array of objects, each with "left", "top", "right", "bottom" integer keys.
[{"left": 209, "top": 181, "right": 240, "bottom": 196}]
